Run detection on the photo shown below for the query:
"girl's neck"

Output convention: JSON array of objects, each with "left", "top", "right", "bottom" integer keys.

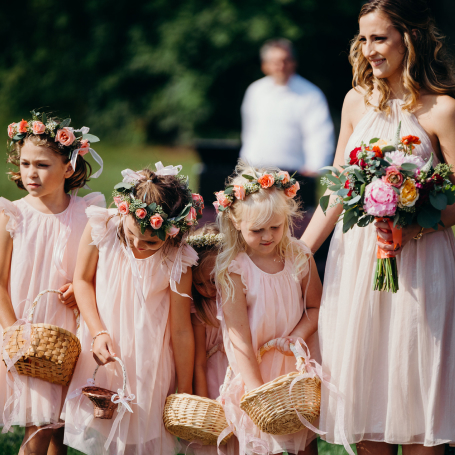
[
  {"left": 24, "top": 190, "right": 71, "bottom": 215},
  {"left": 246, "top": 248, "right": 285, "bottom": 275}
]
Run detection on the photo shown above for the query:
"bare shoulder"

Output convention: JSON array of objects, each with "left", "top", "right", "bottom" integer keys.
[
  {"left": 418, "top": 94, "right": 455, "bottom": 129},
  {"left": 342, "top": 87, "right": 367, "bottom": 128}
]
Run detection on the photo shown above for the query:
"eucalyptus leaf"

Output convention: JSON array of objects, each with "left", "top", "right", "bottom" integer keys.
[
  {"left": 224, "top": 187, "right": 234, "bottom": 195},
  {"left": 392, "top": 186, "right": 400, "bottom": 195},
  {"left": 148, "top": 202, "right": 157, "bottom": 212},
  {"left": 358, "top": 215, "right": 374, "bottom": 227},
  {"left": 400, "top": 163, "right": 418, "bottom": 171},
  {"left": 114, "top": 182, "right": 133, "bottom": 190},
  {"left": 354, "top": 169, "right": 365, "bottom": 183},
  {"left": 417, "top": 205, "right": 441, "bottom": 229},
  {"left": 42, "top": 113, "right": 47, "bottom": 124},
  {"left": 82, "top": 133, "right": 100, "bottom": 143},
  {"left": 429, "top": 192, "right": 447, "bottom": 211},
  {"left": 378, "top": 159, "right": 391, "bottom": 168},
  {"left": 156, "top": 229, "right": 166, "bottom": 241},
  {"left": 337, "top": 188, "right": 350, "bottom": 198},
  {"left": 393, "top": 213, "right": 400, "bottom": 227},
  {"left": 445, "top": 188, "right": 455, "bottom": 205},
  {"left": 382, "top": 146, "right": 396, "bottom": 154},
  {"left": 141, "top": 224, "right": 146, "bottom": 234},
  {"left": 347, "top": 195, "right": 361, "bottom": 205},
  {"left": 12, "top": 133, "right": 26, "bottom": 141},
  {"left": 319, "top": 195, "right": 330, "bottom": 213},
  {"left": 60, "top": 118, "right": 71, "bottom": 128},
  {"left": 369, "top": 137, "right": 380, "bottom": 144},
  {"left": 343, "top": 215, "right": 358, "bottom": 233},
  {"left": 320, "top": 166, "right": 340, "bottom": 177},
  {"left": 325, "top": 174, "right": 340, "bottom": 185},
  {"left": 360, "top": 183, "right": 366, "bottom": 196},
  {"left": 328, "top": 184, "right": 342, "bottom": 191},
  {"left": 242, "top": 174, "right": 255, "bottom": 181}
]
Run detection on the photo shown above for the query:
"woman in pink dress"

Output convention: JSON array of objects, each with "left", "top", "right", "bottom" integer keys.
[
  {"left": 62, "top": 165, "right": 200, "bottom": 455},
  {"left": 214, "top": 162, "right": 323, "bottom": 455},
  {"left": 301, "top": 1, "right": 455, "bottom": 454},
  {"left": 0, "top": 114, "right": 104, "bottom": 454}
]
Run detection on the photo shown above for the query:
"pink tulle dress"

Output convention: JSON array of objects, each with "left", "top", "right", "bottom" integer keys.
[
  {"left": 0, "top": 193, "right": 106, "bottom": 429},
  {"left": 219, "top": 242, "right": 321, "bottom": 455},
  {"left": 62, "top": 206, "right": 198, "bottom": 455},
  {"left": 320, "top": 99, "right": 455, "bottom": 446}
]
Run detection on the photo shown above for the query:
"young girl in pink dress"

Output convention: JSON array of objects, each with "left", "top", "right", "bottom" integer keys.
[
  {"left": 214, "top": 162, "right": 323, "bottom": 455},
  {"left": 62, "top": 164, "right": 202, "bottom": 455},
  {"left": 0, "top": 112, "right": 104, "bottom": 454}
]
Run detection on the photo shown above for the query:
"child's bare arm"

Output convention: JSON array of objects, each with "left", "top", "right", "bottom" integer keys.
[
  {"left": 192, "top": 314, "right": 209, "bottom": 397},
  {"left": 0, "top": 213, "right": 15, "bottom": 329}
]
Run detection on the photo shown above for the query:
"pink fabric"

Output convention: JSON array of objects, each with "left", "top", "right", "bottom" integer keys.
[
  {"left": 0, "top": 193, "right": 105, "bottom": 428},
  {"left": 320, "top": 99, "right": 455, "bottom": 446},
  {"left": 219, "top": 243, "right": 320, "bottom": 455},
  {"left": 62, "top": 206, "right": 198, "bottom": 455}
]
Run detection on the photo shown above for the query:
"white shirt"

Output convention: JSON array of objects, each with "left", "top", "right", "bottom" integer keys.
[{"left": 240, "top": 74, "right": 335, "bottom": 173}]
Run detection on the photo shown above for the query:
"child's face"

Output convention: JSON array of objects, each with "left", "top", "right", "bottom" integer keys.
[
  {"left": 193, "top": 254, "right": 216, "bottom": 300},
  {"left": 20, "top": 140, "right": 73, "bottom": 197},
  {"left": 124, "top": 215, "right": 167, "bottom": 254},
  {"left": 237, "top": 212, "right": 286, "bottom": 256}
]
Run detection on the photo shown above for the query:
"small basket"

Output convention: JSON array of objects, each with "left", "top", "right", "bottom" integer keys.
[
  {"left": 240, "top": 339, "right": 321, "bottom": 435},
  {"left": 2, "top": 289, "right": 81, "bottom": 386},
  {"left": 163, "top": 343, "right": 233, "bottom": 446},
  {"left": 82, "top": 357, "right": 128, "bottom": 420}
]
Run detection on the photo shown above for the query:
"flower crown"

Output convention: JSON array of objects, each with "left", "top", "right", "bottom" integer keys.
[
  {"left": 186, "top": 233, "right": 224, "bottom": 248},
  {"left": 112, "top": 163, "right": 204, "bottom": 241},
  {"left": 214, "top": 170, "right": 300, "bottom": 213},
  {"left": 7, "top": 110, "right": 103, "bottom": 178}
]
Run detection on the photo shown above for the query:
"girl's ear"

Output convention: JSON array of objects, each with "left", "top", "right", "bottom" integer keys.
[{"left": 64, "top": 161, "right": 75, "bottom": 179}]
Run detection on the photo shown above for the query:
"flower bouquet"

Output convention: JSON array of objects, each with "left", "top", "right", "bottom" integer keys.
[{"left": 320, "top": 123, "right": 455, "bottom": 292}]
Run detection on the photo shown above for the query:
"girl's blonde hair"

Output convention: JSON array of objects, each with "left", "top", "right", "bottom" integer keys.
[
  {"left": 350, "top": 0, "right": 455, "bottom": 113},
  {"left": 215, "top": 161, "right": 309, "bottom": 301}
]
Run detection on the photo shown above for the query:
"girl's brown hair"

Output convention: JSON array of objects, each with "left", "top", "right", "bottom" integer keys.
[
  {"left": 350, "top": 0, "right": 455, "bottom": 113},
  {"left": 7, "top": 134, "right": 92, "bottom": 193},
  {"left": 192, "top": 223, "right": 220, "bottom": 327}
]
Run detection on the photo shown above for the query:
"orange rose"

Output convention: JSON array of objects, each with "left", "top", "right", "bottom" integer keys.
[
  {"left": 402, "top": 135, "right": 421, "bottom": 146},
  {"left": 372, "top": 145, "right": 383, "bottom": 158},
  {"left": 258, "top": 173, "right": 274, "bottom": 188},
  {"left": 18, "top": 119, "right": 28, "bottom": 133},
  {"left": 284, "top": 181, "right": 300, "bottom": 198},
  {"left": 278, "top": 171, "right": 290, "bottom": 184},
  {"left": 55, "top": 127, "right": 76, "bottom": 146}
]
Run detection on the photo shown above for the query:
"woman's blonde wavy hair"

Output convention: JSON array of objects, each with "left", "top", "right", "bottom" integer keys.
[
  {"left": 350, "top": 0, "right": 455, "bottom": 113},
  {"left": 215, "top": 161, "right": 310, "bottom": 302}
]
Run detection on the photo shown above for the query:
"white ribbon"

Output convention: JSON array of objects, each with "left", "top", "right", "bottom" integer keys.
[
  {"left": 104, "top": 389, "right": 135, "bottom": 451},
  {"left": 121, "top": 169, "right": 145, "bottom": 184},
  {"left": 70, "top": 146, "right": 103, "bottom": 179},
  {"left": 155, "top": 161, "right": 182, "bottom": 176}
]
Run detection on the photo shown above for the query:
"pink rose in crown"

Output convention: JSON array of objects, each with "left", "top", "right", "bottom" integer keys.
[
  {"left": 7, "top": 123, "right": 16, "bottom": 138},
  {"left": 135, "top": 208, "right": 147, "bottom": 219},
  {"left": 213, "top": 201, "right": 220, "bottom": 214},
  {"left": 118, "top": 201, "right": 130, "bottom": 215},
  {"left": 364, "top": 179, "right": 398, "bottom": 217},
  {"left": 233, "top": 185, "right": 245, "bottom": 200},
  {"left": 215, "top": 191, "right": 231, "bottom": 208},
  {"left": 18, "top": 119, "right": 28, "bottom": 133},
  {"left": 79, "top": 139, "right": 90, "bottom": 156},
  {"left": 382, "top": 166, "right": 404, "bottom": 188},
  {"left": 278, "top": 171, "right": 290, "bottom": 184},
  {"left": 284, "top": 181, "right": 300, "bottom": 198},
  {"left": 168, "top": 225, "right": 180, "bottom": 238},
  {"left": 185, "top": 207, "right": 197, "bottom": 225},
  {"left": 258, "top": 173, "right": 274, "bottom": 188},
  {"left": 192, "top": 193, "right": 204, "bottom": 207},
  {"left": 55, "top": 127, "right": 76, "bottom": 146},
  {"left": 150, "top": 214, "right": 163, "bottom": 230},
  {"left": 32, "top": 121, "right": 46, "bottom": 135},
  {"left": 113, "top": 196, "right": 122, "bottom": 206}
]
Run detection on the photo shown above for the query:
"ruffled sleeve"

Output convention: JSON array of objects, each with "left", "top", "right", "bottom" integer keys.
[
  {"left": 0, "top": 197, "right": 18, "bottom": 238},
  {"left": 227, "top": 253, "right": 249, "bottom": 293},
  {"left": 181, "top": 244, "right": 198, "bottom": 274},
  {"left": 83, "top": 192, "right": 106, "bottom": 209},
  {"left": 289, "top": 237, "right": 312, "bottom": 282},
  {"left": 86, "top": 206, "right": 116, "bottom": 247}
]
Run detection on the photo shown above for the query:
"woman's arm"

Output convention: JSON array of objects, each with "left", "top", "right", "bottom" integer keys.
[
  {"left": 222, "top": 273, "right": 263, "bottom": 391},
  {"left": 170, "top": 269, "right": 195, "bottom": 395},
  {"left": 73, "top": 222, "right": 116, "bottom": 365},
  {"left": 192, "top": 314, "right": 209, "bottom": 397},
  {"left": 0, "top": 213, "right": 15, "bottom": 329}
]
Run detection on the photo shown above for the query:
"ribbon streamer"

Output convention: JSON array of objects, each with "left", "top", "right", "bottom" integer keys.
[
  {"left": 155, "top": 161, "right": 182, "bottom": 176},
  {"left": 104, "top": 389, "right": 135, "bottom": 450},
  {"left": 70, "top": 146, "right": 103, "bottom": 179},
  {"left": 121, "top": 169, "right": 145, "bottom": 184}
]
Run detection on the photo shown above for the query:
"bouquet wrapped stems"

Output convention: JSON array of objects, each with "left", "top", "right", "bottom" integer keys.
[{"left": 373, "top": 218, "right": 402, "bottom": 293}]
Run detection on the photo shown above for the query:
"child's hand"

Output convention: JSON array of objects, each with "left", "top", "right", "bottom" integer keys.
[
  {"left": 92, "top": 334, "right": 117, "bottom": 365},
  {"left": 275, "top": 337, "right": 296, "bottom": 357},
  {"left": 58, "top": 283, "right": 77, "bottom": 309}
]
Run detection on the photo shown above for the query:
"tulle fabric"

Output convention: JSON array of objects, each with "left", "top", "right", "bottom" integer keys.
[
  {"left": 320, "top": 99, "right": 455, "bottom": 446},
  {"left": 0, "top": 193, "right": 106, "bottom": 428},
  {"left": 62, "top": 206, "right": 198, "bottom": 455},
  {"left": 219, "top": 243, "right": 320, "bottom": 455}
]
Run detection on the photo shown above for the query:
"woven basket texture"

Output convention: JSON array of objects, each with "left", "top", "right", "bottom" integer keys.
[{"left": 82, "top": 386, "right": 118, "bottom": 419}]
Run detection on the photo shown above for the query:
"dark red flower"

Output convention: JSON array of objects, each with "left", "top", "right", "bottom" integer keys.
[
  {"left": 344, "top": 179, "right": 353, "bottom": 197},
  {"left": 432, "top": 174, "right": 444, "bottom": 186}
]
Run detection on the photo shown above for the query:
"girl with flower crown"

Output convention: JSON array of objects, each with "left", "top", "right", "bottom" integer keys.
[
  {"left": 62, "top": 164, "right": 202, "bottom": 455},
  {"left": 214, "top": 161, "right": 322, "bottom": 455},
  {"left": 0, "top": 111, "right": 105, "bottom": 454}
]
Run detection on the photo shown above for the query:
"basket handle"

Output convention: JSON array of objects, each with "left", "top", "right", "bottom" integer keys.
[
  {"left": 206, "top": 342, "right": 225, "bottom": 360},
  {"left": 92, "top": 357, "right": 127, "bottom": 395},
  {"left": 256, "top": 338, "right": 303, "bottom": 367}
]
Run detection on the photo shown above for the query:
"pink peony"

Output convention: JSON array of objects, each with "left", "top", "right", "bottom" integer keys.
[
  {"left": 32, "top": 121, "right": 46, "bottom": 135},
  {"left": 213, "top": 201, "right": 220, "bottom": 213},
  {"left": 284, "top": 181, "right": 300, "bottom": 198},
  {"left": 79, "top": 139, "right": 90, "bottom": 156},
  {"left": 385, "top": 151, "right": 425, "bottom": 169},
  {"left": 215, "top": 191, "right": 231, "bottom": 208},
  {"left": 135, "top": 208, "right": 147, "bottom": 219},
  {"left": 258, "top": 173, "right": 274, "bottom": 189},
  {"left": 150, "top": 214, "right": 163, "bottom": 229},
  {"left": 118, "top": 201, "right": 130, "bottom": 215},
  {"left": 168, "top": 225, "right": 180, "bottom": 238},
  {"left": 364, "top": 179, "right": 398, "bottom": 217},
  {"left": 382, "top": 166, "right": 404, "bottom": 188},
  {"left": 113, "top": 196, "right": 122, "bottom": 206},
  {"left": 55, "top": 127, "right": 76, "bottom": 146},
  {"left": 278, "top": 171, "right": 290, "bottom": 184},
  {"left": 185, "top": 207, "right": 197, "bottom": 225},
  {"left": 233, "top": 185, "right": 245, "bottom": 200},
  {"left": 7, "top": 123, "right": 16, "bottom": 138}
]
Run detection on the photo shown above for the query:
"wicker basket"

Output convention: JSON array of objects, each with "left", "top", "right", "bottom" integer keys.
[
  {"left": 163, "top": 343, "right": 233, "bottom": 446},
  {"left": 82, "top": 357, "right": 128, "bottom": 420},
  {"left": 239, "top": 338, "right": 321, "bottom": 435},
  {"left": 2, "top": 289, "right": 81, "bottom": 386}
]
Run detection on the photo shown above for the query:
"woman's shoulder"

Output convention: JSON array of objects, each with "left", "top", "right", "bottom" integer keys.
[
  {"left": 342, "top": 87, "right": 369, "bottom": 128},
  {"left": 415, "top": 93, "right": 455, "bottom": 140}
]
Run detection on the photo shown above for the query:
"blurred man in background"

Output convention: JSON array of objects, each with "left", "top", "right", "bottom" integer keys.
[{"left": 240, "top": 38, "right": 335, "bottom": 209}]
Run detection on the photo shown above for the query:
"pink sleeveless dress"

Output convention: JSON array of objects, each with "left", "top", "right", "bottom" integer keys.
[
  {"left": 62, "top": 206, "right": 198, "bottom": 455},
  {"left": 0, "top": 193, "right": 106, "bottom": 428},
  {"left": 219, "top": 241, "right": 321, "bottom": 455},
  {"left": 320, "top": 99, "right": 455, "bottom": 446}
]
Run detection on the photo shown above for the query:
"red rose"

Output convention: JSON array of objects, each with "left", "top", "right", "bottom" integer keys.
[
  {"left": 349, "top": 147, "right": 361, "bottom": 165},
  {"left": 344, "top": 179, "right": 353, "bottom": 197}
]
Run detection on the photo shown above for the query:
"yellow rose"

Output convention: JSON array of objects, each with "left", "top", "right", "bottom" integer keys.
[
  {"left": 376, "top": 139, "right": 389, "bottom": 148},
  {"left": 399, "top": 178, "right": 419, "bottom": 207}
]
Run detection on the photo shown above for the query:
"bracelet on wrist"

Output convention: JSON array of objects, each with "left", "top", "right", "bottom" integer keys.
[
  {"left": 413, "top": 226, "right": 425, "bottom": 240},
  {"left": 90, "top": 330, "right": 110, "bottom": 352}
]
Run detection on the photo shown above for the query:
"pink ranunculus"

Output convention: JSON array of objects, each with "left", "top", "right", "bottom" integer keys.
[
  {"left": 258, "top": 173, "right": 275, "bottom": 188},
  {"left": 32, "top": 121, "right": 46, "bottom": 135},
  {"left": 113, "top": 196, "right": 122, "bottom": 206},
  {"left": 284, "top": 181, "right": 300, "bottom": 198},
  {"left": 135, "top": 208, "right": 147, "bottom": 219},
  {"left": 215, "top": 191, "right": 231, "bottom": 208},
  {"left": 278, "top": 171, "right": 290, "bottom": 184},
  {"left": 55, "top": 127, "right": 76, "bottom": 146},
  {"left": 118, "top": 201, "right": 130, "bottom": 215},
  {"left": 364, "top": 179, "right": 398, "bottom": 217},
  {"left": 150, "top": 214, "right": 163, "bottom": 229},
  {"left": 233, "top": 185, "right": 246, "bottom": 200},
  {"left": 185, "top": 207, "right": 197, "bottom": 225},
  {"left": 382, "top": 166, "right": 404, "bottom": 188},
  {"left": 168, "top": 225, "right": 180, "bottom": 238},
  {"left": 7, "top": 123, "right": 16, "bottom": 138},
  {"left": 192, "top": 193, "right": 204, "bottom": 206},
  {"left": 213, "top": 201, "right": 220, "bottom": 214},
  {"left": 79, "top": 139, "right": 90, "bottom": 156}
]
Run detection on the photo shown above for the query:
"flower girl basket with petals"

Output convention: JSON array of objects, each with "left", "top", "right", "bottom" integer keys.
[
  {"left": 240, "top": 338, "right": 321, "bottom": 435},
  {"left": 2, "top": 289, "right": 81, "bottom": 386},
  {"left": 163, "top": 343, "right": 233, "bottom": 446}
]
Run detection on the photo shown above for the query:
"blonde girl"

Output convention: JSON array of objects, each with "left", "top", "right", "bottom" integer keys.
[{"left": 215, "top": 161, "right": 322, "bottom": 455}]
